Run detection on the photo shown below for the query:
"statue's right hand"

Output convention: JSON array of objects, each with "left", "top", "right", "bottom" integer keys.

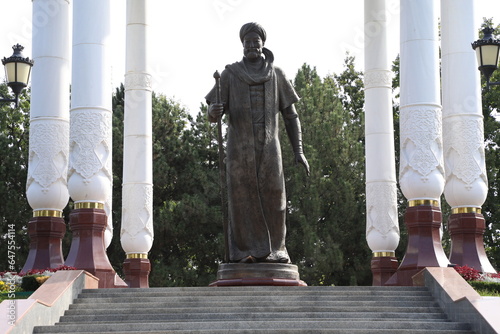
[{"left": 209, "top": 103, "right": 224, "bottom": 119}]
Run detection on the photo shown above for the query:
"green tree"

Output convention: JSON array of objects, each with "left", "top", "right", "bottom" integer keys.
[
  {"left": 110, "top": 87, "right": 224, "bottom": 286},
  {"left": 479, "top": 20, "right": 500, "bottom": 271},
  {"left": 0, "top": 84, "right": 31, "bottom": 272},
  {"left": 284, "top": 58, "right": 370, "bottom": 286},
  {"left": 149, "top": 101, "right": 224, "bottom": 286}
]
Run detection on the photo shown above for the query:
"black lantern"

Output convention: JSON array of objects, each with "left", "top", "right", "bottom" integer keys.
[
  {"left": 472, "top": 27, "right": 500, "bottom": 88},
  {"left": 1, "top": 44, "right": 34, "bottom": 107}
]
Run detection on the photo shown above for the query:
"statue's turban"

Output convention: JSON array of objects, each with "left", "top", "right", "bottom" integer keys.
[{"left": 240, "top": 22, "right": 267, "bottom": 43}]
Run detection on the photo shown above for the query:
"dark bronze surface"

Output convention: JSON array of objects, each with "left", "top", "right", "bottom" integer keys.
[
  {"left": 210, "top": 263, "right": 307, "bottom": 286},
  {"left": 205, "top": 22, "right": 309, "bottom": 264}
]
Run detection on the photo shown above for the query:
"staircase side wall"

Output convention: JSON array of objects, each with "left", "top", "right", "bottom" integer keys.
[
  {"left": 414, "top": 267, "right": 500, "bottom": 334},
  {"left": 0, "top": 270, "right": 98, "bottom": 334}
]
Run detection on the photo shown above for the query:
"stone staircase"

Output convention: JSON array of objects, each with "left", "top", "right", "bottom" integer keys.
[{"left": 32, "top": 286, "right": 475, "bottom": 333}]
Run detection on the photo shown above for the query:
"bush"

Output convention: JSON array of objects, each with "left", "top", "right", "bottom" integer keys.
[
  {"left": 454, "top": 265, "right": 481, "bottom": 281},
  {"left": 21, "top": 275, "right": 47, "bottom": 291},
  {"left": 468, "top": 280, "right": 500, "bottom": 294}
]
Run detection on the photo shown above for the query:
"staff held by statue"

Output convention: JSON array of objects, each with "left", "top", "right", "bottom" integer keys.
[{"left": 213, "top": 70, "right": 229, "bottom": 263}]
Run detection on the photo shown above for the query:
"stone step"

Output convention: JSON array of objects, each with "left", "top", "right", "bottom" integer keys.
[
  {"left": 68, "top": 299, "right": 439, "bottom": 310},
  {"left": 73, "top": 294, "right": 436, "bottom": 303},
  {"left": 32, "top": 330, "right": 476, "bottom": 334},
  {"left": 58, "top": 311, "right": 449, "bottom": 323},
  {"left": 82, "top": 286, "right": 428, "bottom": 294},
  {"left": 77, "top": 287, "right": 433, "bottom": 294},
  {"left": 78, "top": 290, "right": 433, "bottom": 298},
  {"left": 33, "top": 320, "right": 472, "bottom": 333},
  {"left": 66, "top": 304, "right": 445, "bottom": 314}
]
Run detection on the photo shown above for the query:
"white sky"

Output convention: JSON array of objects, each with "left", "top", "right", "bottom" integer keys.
[{"left": 1, "top": 0, "right": 499, "bottom": 115}]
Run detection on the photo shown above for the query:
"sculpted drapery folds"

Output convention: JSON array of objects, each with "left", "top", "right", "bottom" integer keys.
[{"left": 206, "top": 22, "right": 309, "bottom": 264}]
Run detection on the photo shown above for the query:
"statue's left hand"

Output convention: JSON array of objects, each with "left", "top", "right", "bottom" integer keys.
[{"left": 295, "top": 153, "right": 310, "bottom": 176}]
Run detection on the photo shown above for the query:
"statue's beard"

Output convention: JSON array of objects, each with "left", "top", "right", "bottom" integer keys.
[{"left": 244, "top": 48, "right": 262, "bottom": 60}]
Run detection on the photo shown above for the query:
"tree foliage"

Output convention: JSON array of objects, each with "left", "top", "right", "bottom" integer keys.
[
  {"left": 283, "top": 58, "right": 370, "bottom": 286},
  {"left": 479, "top": 20, "right": 500, "bottom": 271},
  {"left": 111, "top": 86, "right": 223, "bottom": 286},
  {"left": 0, "top": 84, "right": 31, "bottom": 272}
]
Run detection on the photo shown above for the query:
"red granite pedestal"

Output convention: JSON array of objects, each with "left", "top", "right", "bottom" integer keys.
[
  {"left": 209, "top": 263, "right": 307, "bottom": 287},
  {"left": 123, "top": 257, "right": 151, "bottom": 288},
  {"left": 448, "top": 212, "right": 496, "bottom": 273},
  {"left": 22, "top": 216, "right": 66, "bottom": 272},
  {"left": 371, "top": 255, "right": 399, "bottom": 286},
  {"left": 385, "top": 205, "right": 449, "bottom": 286},
  {"left": 64, "top": 207, "right": 126, "bottom": 288}
]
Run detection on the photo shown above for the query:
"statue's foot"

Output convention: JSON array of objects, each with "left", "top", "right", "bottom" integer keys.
[
  {"left": 238, "top": 256, "right": 257, "bottom": 263},
  {"left": 263, "top": 253, "right": 290, "bottom": 264}
]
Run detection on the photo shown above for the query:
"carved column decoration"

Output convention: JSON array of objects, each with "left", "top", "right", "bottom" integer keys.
[
  {"left": 121, "top": 0, "right": 153, "bottom": 288},
  {"left": 23, "top": 0, "right": 71, "bottom": 272},
  {"left": 386, "top": 0, "right": 449, "bottom": 286},
  {"left": 65, "top": 0, "right": 125, "bottom": 288},
  {"left": 441, "top": 0, "right": 496, "bottom": 273},
  {"left": 364, "top": 0, "right": 400, "bottom": 286}
]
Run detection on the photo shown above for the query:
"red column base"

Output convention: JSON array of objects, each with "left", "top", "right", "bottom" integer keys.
[
  {"left": 22, "top": 216, "right": 66, "bottom": 273},
  {"left": 65, "top": 208, "right": 126, "bottom": 288},
  {"left": 123, "top": 258, "right": 151, "bottom": 288},
  {"left": 371, "top": 256, "right": 399, "bottom": 286},
  {"left": 448, "top": 213, "right": 496, "bottom": 273},
  {"left": 386, "top": 205, "right": 449, "bottom": 286}
]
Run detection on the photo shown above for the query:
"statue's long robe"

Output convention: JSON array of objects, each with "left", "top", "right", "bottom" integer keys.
[{"left": 206, "top": 59, "right": 299, "bottom": 262}]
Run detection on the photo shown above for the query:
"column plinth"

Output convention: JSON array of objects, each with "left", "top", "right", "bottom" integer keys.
[
  {"left": 386, "top": 205, "right": 449, "bottom": 286},
  {"left": 65, "top": 208, "right": 126, "bottom": 288},
  {"left": 371, "top": 255, "right": 399, "bottom": 286},
  {"left": 123, "top": 257, "right": 151, "bottom": 288},
  {"left": 448, "top": 212, "right": 496, "bottom": 273},
  {"left": 22, "top": 216, "right": 66, "bottom": 272}
]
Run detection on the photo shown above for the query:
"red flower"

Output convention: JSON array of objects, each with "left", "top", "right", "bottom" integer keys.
[{"left": 454, "top": 265, "right": 481, "bottom": 281}]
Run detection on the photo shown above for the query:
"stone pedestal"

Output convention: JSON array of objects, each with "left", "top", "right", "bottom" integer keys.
[
  {"left": 65, "top": 208, "right": 126, "bottom": 288},
  {"left": 22, "top": 216, "right": 66, "bottom": 272},
  {"left": 123, "top": 257, "right": 151, "bottom": 288},
  {"left": 371, "top": 255, "right": 399, "bottom": 286},
  {"left": 209, "top": 263, "right": 307, "bottom": 287},
  {"left": 386, "top": 205, "right": 449, "bottom": 286},
  {"left": 448, "top": 213, "right": 496, "bottom": 273}
]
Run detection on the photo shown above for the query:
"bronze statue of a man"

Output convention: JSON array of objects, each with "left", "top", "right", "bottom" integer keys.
[{"left": 206, "top": 22, "right": 309, "bottom": 264}]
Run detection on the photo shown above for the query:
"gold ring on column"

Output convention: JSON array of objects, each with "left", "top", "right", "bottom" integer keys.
[
  {"left": 126, "top": 253, "right": 148, "bottom": 259},
  {"left": 372, "top": 252, "right": 396, "bottom": 258},
  {"left": 451, "top": 207, "right": 481, "bottom": 214},
  {"left": 33, "top": 210, "right": 63, "bottom": 218},
  {"left": 74, "top": 202, "right": 105, "bottom": 210},
  {"left": 408, "top": 199, "right": 439, "bottom": 207}
]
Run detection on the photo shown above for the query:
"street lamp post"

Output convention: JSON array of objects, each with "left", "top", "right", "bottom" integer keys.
[
  {"left": 472, "top": 27, "right": 500, "bottom": 89},
  {"left": 1, "top": 44, "right": 34, "bottom": 107}
]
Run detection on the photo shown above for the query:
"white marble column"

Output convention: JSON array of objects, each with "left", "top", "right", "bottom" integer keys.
[
  {"left": 387, "top": 0, "right": 449, "bottom": 286},
  {"left": 121, "top": 0, "right": 153, "bottom": 288},
  {"left": 364, "top": 0, "right": 400, "bottom": 285},
  {"left": 67, "top": 0, "right": 113, "bottom": 246},
  {"left": 68, "top": 0, "right": 112, "bottom": 220},
  {"left": 399, "top": 0, "right": 444, "bottom": 203},
  {"left": 441, "top": 0, "right": 496, "bottom": 273},
  {"left": 23, "top": 0, "right": 70, "bottom": 272},
  {"left": 65, "top": 0, "right": 124, "bottom": 288}
]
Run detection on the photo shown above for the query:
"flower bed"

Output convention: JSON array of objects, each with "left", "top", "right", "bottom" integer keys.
[
  {"left": 0, "top": 265, "right": 76, "bottom": 300},
  {"left": 454, "top": 265, "right": 500, "bottom": 297}
]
